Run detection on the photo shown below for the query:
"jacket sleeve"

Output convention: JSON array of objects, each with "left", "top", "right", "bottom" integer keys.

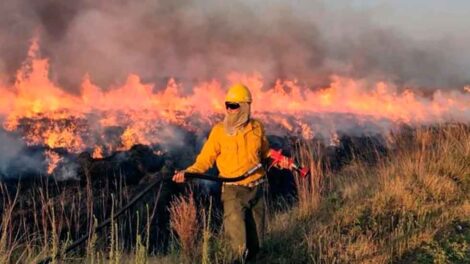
[
  {"left": 261, "top": 135, "right": 270, "bottom": 159},
  {"left": 185, "top": 126, "right": 220, "bottom": 173},
  {"left": 259, "top": 122, "right": 270, "bottom": 159}
]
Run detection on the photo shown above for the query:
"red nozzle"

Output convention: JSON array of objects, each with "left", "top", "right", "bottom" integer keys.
[
  {"left": 298, "top": 167, "right": 310, "bottom": 178},
  {"left": 268, "top": 148, "right": 309, "bottom": 177}
]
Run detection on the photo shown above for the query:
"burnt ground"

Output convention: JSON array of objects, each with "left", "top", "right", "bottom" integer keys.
[{"left": 0, "top": 131, "right": 389, "bottom": 255}]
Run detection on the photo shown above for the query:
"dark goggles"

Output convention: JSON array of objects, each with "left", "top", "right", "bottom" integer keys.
[{"left": 225, "top": 102, "right": 241, "bottom": 110}]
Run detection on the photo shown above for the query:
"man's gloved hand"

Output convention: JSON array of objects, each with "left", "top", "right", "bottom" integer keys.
[
  {"left": 276, "top": 157, "right": 291, "bottom": 170},
  {"left": 267, "top": 149, "right": 292, "bottom": 170},
  {"left": 172, "top": 170, "right": 186, "bottom": 183}
]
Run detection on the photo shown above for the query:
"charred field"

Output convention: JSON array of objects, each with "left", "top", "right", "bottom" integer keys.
[{"left": 0, "top": 123, "right": 468, "bottom": 263}]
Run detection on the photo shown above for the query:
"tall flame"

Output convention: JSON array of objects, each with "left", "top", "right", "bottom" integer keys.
[{"left": 1, "top": 39, "right": 469, "bottom": 160}]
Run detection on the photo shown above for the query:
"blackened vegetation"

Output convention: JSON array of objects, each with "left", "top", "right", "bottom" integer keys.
[
  {"left": 327, "top": 134, "right": 388, "bottom": 170},
  {"left": 266, "top": 133, "right": 388, "bottom": 205},
  {"left": 0, "top": 131, "right": 388, "bottom": 256}
]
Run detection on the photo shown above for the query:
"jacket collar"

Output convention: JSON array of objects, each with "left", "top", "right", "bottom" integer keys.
[{"left": 239, "top": 119, "right": 256, "bottom": 135}]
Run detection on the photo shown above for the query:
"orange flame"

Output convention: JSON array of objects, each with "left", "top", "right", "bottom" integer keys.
[
  {"left": 45, "top": 149, "right": 62, "bottom": 174},
  {"left": 1, "top": 39, "right": 469, "bottom": 163},
  {"left": 92, "top": 146, "right": 103, "bottom": 159}
]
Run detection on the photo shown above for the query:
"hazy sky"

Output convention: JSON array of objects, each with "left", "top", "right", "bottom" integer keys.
[
  {"left": 327, "top": 0, "right": 470, "bottom": 74},
  {"left": 334, "top": 0, "right": 470, "bottom": 40}
]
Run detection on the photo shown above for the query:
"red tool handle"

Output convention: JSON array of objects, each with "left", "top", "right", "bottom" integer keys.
[{"left": 268, "top": 149, "right": 309, "bottom": 177}]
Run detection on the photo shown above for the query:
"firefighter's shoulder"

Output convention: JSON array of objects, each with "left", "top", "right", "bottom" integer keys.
[
  {"left": 212, "top": 122, "right": 225, "bottom": 133},
  {"left": 250, "top": 119, "right": 265, "bottom": 130}
]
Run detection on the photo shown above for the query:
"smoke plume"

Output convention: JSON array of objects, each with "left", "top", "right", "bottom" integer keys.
[
  {"left": 0, "top": 0, "right": 468, "bottom": 92},
  {"left": 0, "top": 129, "right": 44, "bottom": 178}
]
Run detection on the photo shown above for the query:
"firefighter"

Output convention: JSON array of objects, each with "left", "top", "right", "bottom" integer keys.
[{"left": 173, "top": 83, "right": 282, "bottom": 261}]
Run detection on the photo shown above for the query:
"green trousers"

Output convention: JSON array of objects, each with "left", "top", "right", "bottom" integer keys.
[{"left": 221, "top": 184, "right": 266, "bottom": 259}]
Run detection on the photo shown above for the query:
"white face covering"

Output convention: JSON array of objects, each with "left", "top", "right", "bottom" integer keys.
[{"left": 223, "top": 102, "right": 251, "bottom": 135}]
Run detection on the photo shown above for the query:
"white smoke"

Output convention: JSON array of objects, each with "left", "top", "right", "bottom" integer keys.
[{"left": 0, "top": 129, "right": 45, "bottom": 178}]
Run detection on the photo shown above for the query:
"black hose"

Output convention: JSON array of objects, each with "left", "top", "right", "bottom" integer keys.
[
  {"left": 184, "top": 172, "right": 252, "bottom": 182},
  {"left": 37, "top": 165, "right": 262, "bottom": 264}
]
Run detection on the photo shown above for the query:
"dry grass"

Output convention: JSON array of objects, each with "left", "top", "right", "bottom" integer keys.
[
  {"left": 0, "top": 124, "right": 468, "bottom": 263},
  {"left": 297, "top": 124, "right": 469, "bottom": 263},
  {"left": 0, "top": 170, "right": 161, "bottom": 263},
  {"left": 169, "top": 190, "right": 199, "bottom": 263}
]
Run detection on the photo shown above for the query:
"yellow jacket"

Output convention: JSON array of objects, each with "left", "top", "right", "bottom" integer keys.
[{"left": 186, "top": 119, "right": 269, "bottom": 185}]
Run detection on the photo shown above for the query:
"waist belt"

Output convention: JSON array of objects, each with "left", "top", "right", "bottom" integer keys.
[{"left": 223, "top": 177, "right": 266, "bottom": 188}]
